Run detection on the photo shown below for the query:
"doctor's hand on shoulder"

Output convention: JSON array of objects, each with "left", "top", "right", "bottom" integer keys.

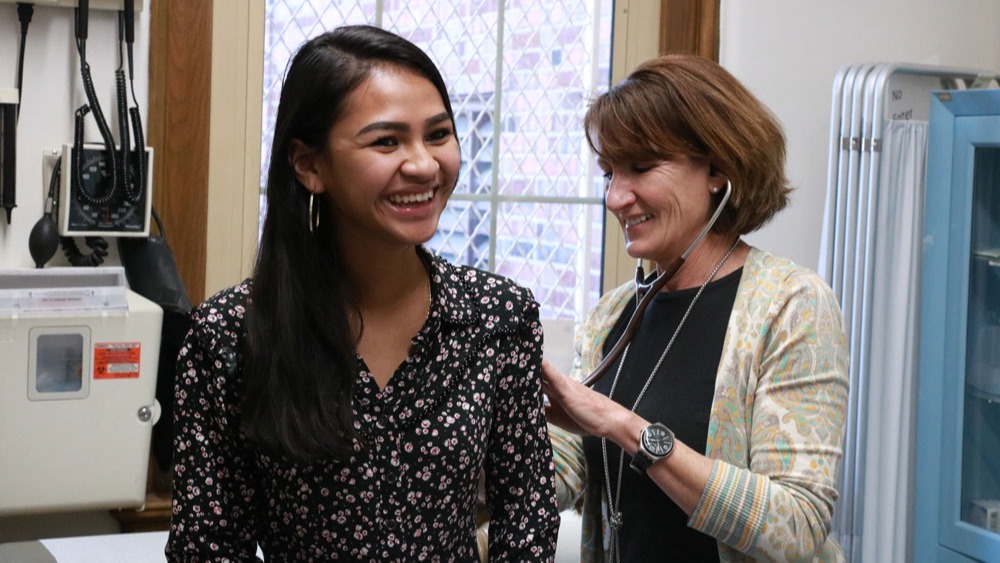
[{"left": 542, "top": 358, "right": 640, "bottom": 442}]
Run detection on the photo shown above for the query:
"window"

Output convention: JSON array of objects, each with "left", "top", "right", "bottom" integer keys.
[{"left": 260, "top": 0, "right": 613, "bottom": 322}]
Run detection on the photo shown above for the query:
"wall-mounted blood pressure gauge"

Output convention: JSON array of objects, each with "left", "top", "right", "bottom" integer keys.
[{"left": 57, "top": 143, "right": 153, "bottom": 237}]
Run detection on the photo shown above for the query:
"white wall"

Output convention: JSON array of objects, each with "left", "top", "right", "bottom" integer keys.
[
  {"left": 720, "top": 0, "right": 1000, "bottom": 271},
  {"left": 0, "top": 0, "right": 150, "bottom": 541},
  {"left": 0, "top": 2, "right": 149, "bottom": 269}
]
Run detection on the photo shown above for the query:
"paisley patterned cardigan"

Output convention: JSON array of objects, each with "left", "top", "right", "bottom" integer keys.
[{"left": 552, "top": 247, "right": 849, "bottom": 562}]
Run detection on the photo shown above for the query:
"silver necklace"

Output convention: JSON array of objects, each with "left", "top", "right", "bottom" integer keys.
[{"left": 600, "top": 238, "right": 739, "bottom": 563}]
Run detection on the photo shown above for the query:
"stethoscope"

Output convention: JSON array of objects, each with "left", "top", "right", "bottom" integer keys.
[{"left": 580, "top": 180, "right": 733, "bottom": 387}]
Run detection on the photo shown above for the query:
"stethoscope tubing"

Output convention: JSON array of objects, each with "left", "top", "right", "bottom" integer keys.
[{"left": 580, "top": 180, "right": 733, "bottom": 387}]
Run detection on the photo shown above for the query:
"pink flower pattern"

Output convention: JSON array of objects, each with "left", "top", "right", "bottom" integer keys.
[{"left": 166, "top": 252, "right": 559, "bottom": 562}]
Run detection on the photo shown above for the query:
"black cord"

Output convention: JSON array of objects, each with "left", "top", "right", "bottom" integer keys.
[
  {"left": 154, "top": 208, "right": 170, "bottom": 240},
  {"left": 115, "top": 73, "right": 132, "bottom": 201},
  {"left": 61, "top": 235, "right": 109, "bottom": 267},
  {"left": 116, "top": 12, "right": 129, "bottom": 200},
  {"left": 122, "top": 0, "right": 146, "bottom": 198},
  {"left": 47, "top": 154, "right": 60, "bottom": 201},
  {"left": 49, "top": 157, "right": 109, "bottom": 267},
  {"left": 73, "top": 2, "right": 121, "bottom": 202},
  {"left": 116, "top": 8, "right": 145, "bottom": 203},
  {"left": 15, "top": 3, "right": 33, "bottom": 118}
]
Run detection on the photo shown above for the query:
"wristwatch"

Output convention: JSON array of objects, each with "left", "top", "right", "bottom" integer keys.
[{"left": 629, "top": 422, "right": 675, "bottom": 473}]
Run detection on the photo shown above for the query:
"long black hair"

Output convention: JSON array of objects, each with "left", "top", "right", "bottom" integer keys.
[{"left": 244, "top": 25, "right": 456, "bottom": 461}]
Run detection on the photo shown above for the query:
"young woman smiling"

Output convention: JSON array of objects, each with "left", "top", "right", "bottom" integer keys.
[{"left": 167, "top": 26, "right": 559, "bottom": 562}]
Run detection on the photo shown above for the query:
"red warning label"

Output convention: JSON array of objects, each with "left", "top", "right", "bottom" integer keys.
[{"left": 94, "top": 342, "right": 141, "bottom": 379}]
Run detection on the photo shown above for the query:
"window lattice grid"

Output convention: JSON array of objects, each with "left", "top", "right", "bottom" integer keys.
[
  {"left": 261, "top": 0, "right": 613, "bottom": 322},
  {"left": 494, "top": 201, "right": 605, "bottom": 320},
  {"left": 261, "top": 0, "right": 375, "bottom": 186}
]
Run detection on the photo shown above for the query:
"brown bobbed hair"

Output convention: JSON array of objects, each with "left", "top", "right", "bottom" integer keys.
[{"left": 584, "top": 54, "right": 792, "bottom": 235}]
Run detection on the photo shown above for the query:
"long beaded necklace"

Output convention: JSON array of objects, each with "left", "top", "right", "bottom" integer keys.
[{"left": 600, "top": 238, "right": 740, "bottom": 563}]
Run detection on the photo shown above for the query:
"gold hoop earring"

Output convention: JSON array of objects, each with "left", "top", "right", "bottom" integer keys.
[{"left": 308, "top": 193, "right": 320, "bottom": 233}]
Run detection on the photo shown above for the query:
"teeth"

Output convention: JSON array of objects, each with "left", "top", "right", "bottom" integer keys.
[
  {"left": 388, "top": 190, "right": 434, "bottom": 205},
  {"left": 624, "top": 213, "right": 653, "bottom": 227}
]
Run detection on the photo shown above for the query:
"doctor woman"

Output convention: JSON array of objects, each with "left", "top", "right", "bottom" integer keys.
[
  {"left": 543, "top": 55, "right": 850, "bottom": 562},
  {"left": 166, "top": 25, "right": 558, "bottom": 561}
]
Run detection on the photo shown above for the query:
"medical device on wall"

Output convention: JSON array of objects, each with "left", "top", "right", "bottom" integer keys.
[
  {"left": 0, "top": 267, "right": 162, "bottom": 515},
  {"left": 21, "top": 0, "right": 153, "bottom": 268},
  {"left": 56, "top": 0, "right": 151, "bottom": 237},
  {"left": 0, "top": 88, "right": 15, "bottom": 224},
  {"left": 57, "top": 142, "right": 152, "bottom": 236},
  {"left": 1, "top": 1, "right": 34, "bottom": 227}
]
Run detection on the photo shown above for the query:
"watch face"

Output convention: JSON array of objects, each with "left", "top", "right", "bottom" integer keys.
[{"left": 643, "top": 425, "right": 673, "bottom": 457}]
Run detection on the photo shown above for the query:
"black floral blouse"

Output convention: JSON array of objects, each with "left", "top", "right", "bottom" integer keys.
[{"left": 166, "top": 251, "right": 559, "bottom": 562}]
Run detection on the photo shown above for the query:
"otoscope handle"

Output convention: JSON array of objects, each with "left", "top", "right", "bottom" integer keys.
[
  {"left": 580, "top": 255, "right": 685, "bottom": 387},
  {"left": 76, "top": 1, "right": 89, "bottom": 41},
  {"left": 124, "top": 0, "right": 135, "bottom": 45}
]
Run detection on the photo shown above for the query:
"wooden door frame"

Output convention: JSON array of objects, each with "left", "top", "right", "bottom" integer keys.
[
  {"left": 148, "top": 0, "right": 213, "bottom": 304},
  {"left": 660, "top": 0, "right": 720, "bottom": 60}
]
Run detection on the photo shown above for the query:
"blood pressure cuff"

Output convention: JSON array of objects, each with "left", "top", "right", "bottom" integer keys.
[
  {"left": 118, "top": 233, "right": 192, "bottom": 314},
  {"left": 118, "top": 230, "right": 192, "bottom": 472}
]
